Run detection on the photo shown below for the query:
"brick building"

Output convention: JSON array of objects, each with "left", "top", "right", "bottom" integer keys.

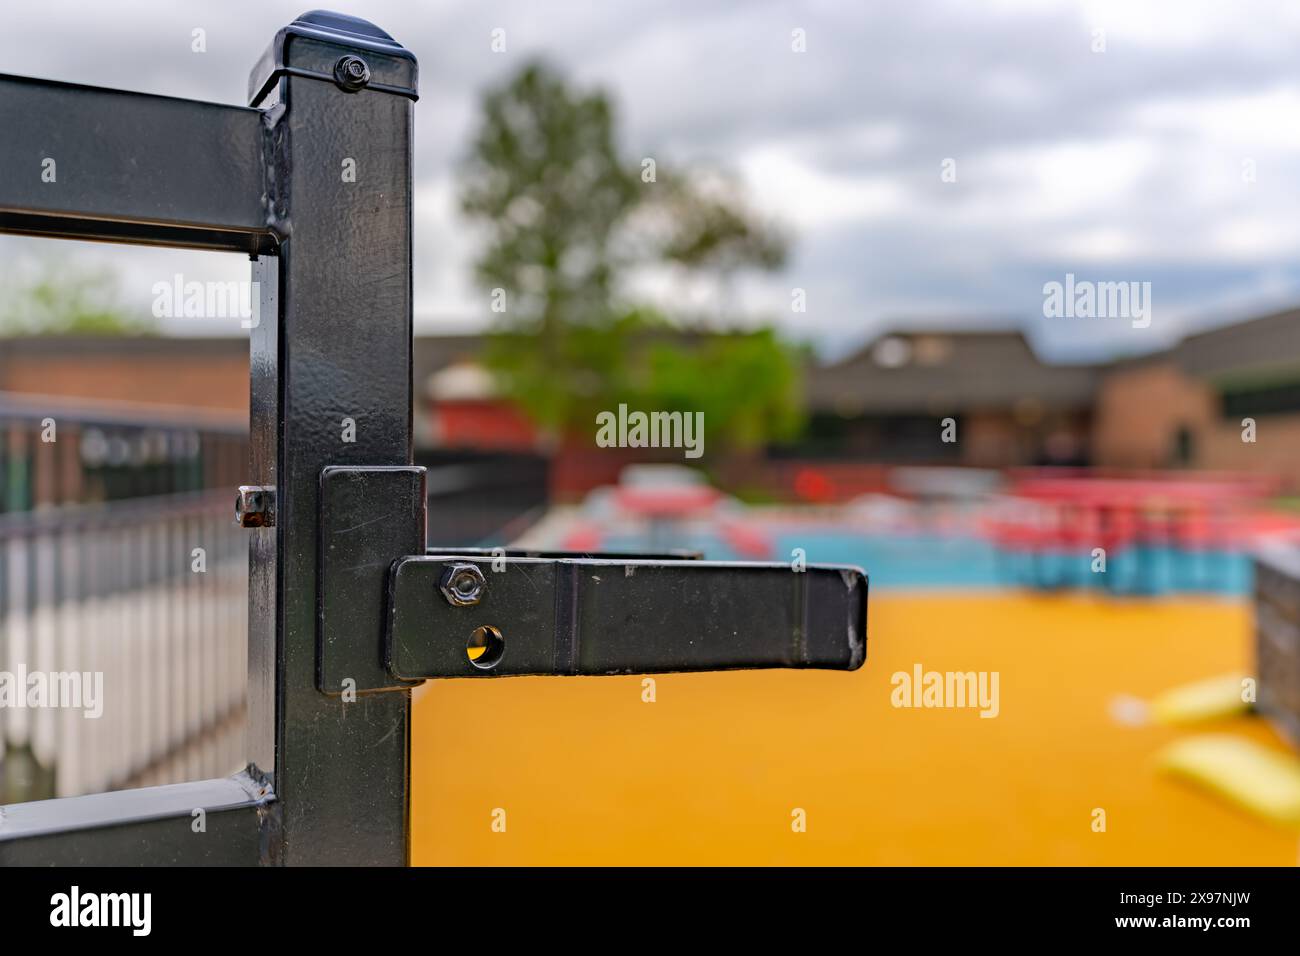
[
  {"left": 1093, "top": 306, "right": 1300, "bottom": 487},
  {"left": 802, "top": 329, "right": 1097, "bottom": 467},
  {"left": 0, "top": 336, "right": 249, "bottom": 413},
  {"left": 4, "top": 305, "right": 1299, "bottom": 489}
]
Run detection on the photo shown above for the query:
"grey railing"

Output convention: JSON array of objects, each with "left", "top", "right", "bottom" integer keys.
[
  {"left": 0, "top": 493, "right": 246, "bottom": 802},
  {"left": 1254, "top": 541, "right": 1300, "bottom": 744},
  {"left": 0, "top": 391, "right": 247, "bottom": 513},
  {"left": 0, "top": 395, "right": 249, "bottom": 802},
  {"left": 0, "top": 395, "right": 550, "bottom": 804}
]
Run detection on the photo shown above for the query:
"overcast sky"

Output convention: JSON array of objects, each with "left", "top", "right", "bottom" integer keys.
[{"left": 4, "top": 0, "right": 1300, "bottom": 361}]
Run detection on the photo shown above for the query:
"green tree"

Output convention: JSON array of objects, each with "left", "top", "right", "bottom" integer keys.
[
  {"left": 642, "top": 328, "right": 805, "bottom": 452},
  {"left": 461, "top": 62, "right": 638, "bottom": 436},
  {"left": 460, "top": 60, "right": 801, "bottom": 447},
  {"left": 648, "top": 169, "right": 788, "bottom": 313},
  {"left": 0, "top": 262, "right": 152, "bottom": 336}
]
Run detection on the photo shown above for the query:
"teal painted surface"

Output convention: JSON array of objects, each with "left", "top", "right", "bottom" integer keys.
[{"left": 600, "top": 530, "right": 1253, "bottom": 594}]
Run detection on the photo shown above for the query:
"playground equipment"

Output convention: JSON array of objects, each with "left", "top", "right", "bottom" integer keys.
[
  {"left": 988, "top": 471, "right": 1277, "bottom": 595},
  {"left": 564, "top": 465, "right": 775, "bottom": 559}
]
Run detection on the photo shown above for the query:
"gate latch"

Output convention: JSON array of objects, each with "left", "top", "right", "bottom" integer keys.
[{"left": 318, "top": 466, "right": 867, "bottom": 695}]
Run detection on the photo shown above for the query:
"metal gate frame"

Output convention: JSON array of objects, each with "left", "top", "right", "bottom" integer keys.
[{"left": 0, "top": 10, "right": 866, "bottom": 866}]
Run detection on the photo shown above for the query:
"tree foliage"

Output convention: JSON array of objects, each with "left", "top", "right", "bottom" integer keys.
[
  {"left": 0, "top": 263, "right": 153, "bottom": 336},
  {"left": 641, "top": 327, "right": 805, "bottom": 451},
  {"left": 460, "top": 60, "right": 802, "bottom": 448}
]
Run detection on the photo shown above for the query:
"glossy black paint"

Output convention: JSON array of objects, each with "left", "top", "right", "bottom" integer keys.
[
  {"left": 245, "top": 12, "right": 418, "bottom": 865},
  {"left": 387, "top": 556, "right": 868, "bottom": 680},
  {"left": 0, "top": 75, "right": 272, "bottom": 253},
  {"left": 248, "top": 9, "right": 418, "bottom": 105},
  {"left": 0, "top": 10, "right": 419, "bottom": 867},
  {"left": 318, "top": 466, "right": 426, "bottom": 694}
]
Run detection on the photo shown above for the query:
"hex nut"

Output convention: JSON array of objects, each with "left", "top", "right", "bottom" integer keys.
[
  {"left": 439, "top": 563, "right": 486, "bottom": 607},
  {"left": 236, "top": 485, "right": 276, "bottom": 528}
]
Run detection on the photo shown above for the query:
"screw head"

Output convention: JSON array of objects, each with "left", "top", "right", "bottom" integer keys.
[
  {"left": 333, "top": 55, "right": 371, "bottom": 92},
  {"left": 439, "top": 563, "right": 487, "bottom": 607}
]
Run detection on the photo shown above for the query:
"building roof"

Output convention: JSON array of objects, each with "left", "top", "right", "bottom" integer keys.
[
  {"left": 809, "top": 329, "right": 1100, "bottom": 414},
  {"left": 1170, "top": 306, "right": 1300, "bottom": 382}
]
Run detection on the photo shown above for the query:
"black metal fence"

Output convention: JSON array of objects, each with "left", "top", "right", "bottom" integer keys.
[
  {"left": 0, "top": 395, "right": 249, "bottom": 802},
  {"left": 417, "top": 449, "right": 548, "bottom": 547},
  {"left": 0, "top": 392, "right": 247, "bottom": 512},
  {"left": 0, "top": 394, "right": 550, "bottom": 803}
]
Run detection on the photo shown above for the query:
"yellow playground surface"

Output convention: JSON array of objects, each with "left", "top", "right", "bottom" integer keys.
[{"left": 411, "top": 592, "right": 1297, "bottom": 866}]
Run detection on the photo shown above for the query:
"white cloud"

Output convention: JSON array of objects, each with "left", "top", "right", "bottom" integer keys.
[
  {"left": 3, "top": 0, "right": 1299, "bottom": 357},
  {"left": 737, "top": 145, "right": 906, "bottom": 230}
]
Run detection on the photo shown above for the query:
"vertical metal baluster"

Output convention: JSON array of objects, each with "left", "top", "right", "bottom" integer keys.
[
  {"left": 88, "top": 526, "right": 107, "bottom": 795},
  {"left": 142, "top": 513, "right": 157, "bottom": 782},
  {"left": 31, "top": 523, "right": 56, "bottom": 794},
  {"left": 56, "top": 526, "right": 80, "bottom": 798},
  {"left": 170, "top": 511, "right": 183, "bottom": 783},
  {"left": 154, "top": 514, "right": 169, "bottom": 780},
  {"left": 114, "top": 519, "right": 130, "bottom": 790},
  {"left": 3, "top": 425, "right": 31, "bottom": 785},
  {"left": 198, "top": 506, "right": 211, "bottom": 779},
  {"left": 187, "top": 511, "right": 201, "bottom": 782}
]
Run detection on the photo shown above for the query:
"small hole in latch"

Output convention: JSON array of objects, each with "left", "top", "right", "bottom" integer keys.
[{"left": 466, "top": 625, "right": 505, "bottom": 670}]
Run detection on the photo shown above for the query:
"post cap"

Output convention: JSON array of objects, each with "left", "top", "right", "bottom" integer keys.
[{"left": 248, "top": 9, "right": 418, "bottom": 106}]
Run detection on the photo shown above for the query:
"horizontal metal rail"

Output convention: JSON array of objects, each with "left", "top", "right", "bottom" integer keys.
[
  {"left": 0, "top": 771, "right": 275, "bottom": 865},
  {"left": 0, "top": 488, "right": 235, "bottom": 538},
  {"left": 0, "top": 74, "right": 274, "bottom": 253},
  {"left": 416, "top": 450, "right": 550, "bottom": 547},
  {"left": 0, "top": 391, "right": 247, "bottom": 435},
  {"left": 1, "top": 399, "right": 248, "bottom": 515}
]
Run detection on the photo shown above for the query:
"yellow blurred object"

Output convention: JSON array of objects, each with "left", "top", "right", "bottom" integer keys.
[
  {"left": 1158, "top": 734, "right": 1300, "bottom": 828},
  {"left": 1149, "top": 674, "right": 1251, "bottom": 725}
]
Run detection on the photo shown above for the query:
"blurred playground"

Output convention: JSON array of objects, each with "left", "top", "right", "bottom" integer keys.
[{"left": 410, "top": 464, "right": 1300, "bottom": 865}]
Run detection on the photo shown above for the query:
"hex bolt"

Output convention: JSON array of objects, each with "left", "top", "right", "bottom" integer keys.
[
  {"left": 333, "top": 55, "right": 371, "bottom": 92},
  {"left": 439, "top": 562, "right": 486, "bottom": 607},
  {"left": 235, "top": 485, "right": 276, "bottom": 528}
]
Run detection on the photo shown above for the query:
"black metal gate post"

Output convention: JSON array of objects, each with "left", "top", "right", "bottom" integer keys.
[
  {"left": 244, "top": 11, "right": 420, "bottom": 866},
  {"left": 0, "top": 10, "right": 423, "bottom": 867},
  {"left": 0, "top": 10, "right": 868, "bottom": 867}
]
